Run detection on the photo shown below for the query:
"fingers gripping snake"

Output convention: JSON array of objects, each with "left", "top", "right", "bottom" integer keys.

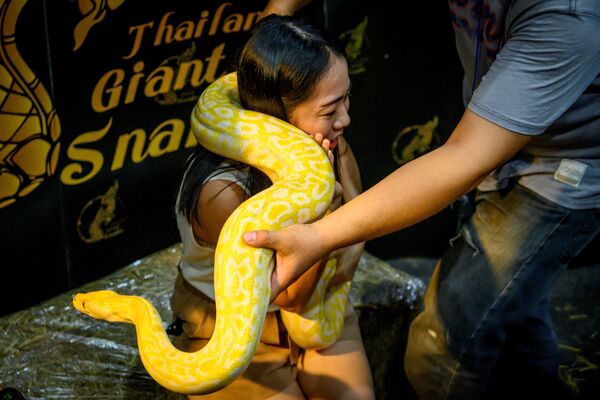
[{"left": 72, "top": 73, "right": 351, "bottom": 395}]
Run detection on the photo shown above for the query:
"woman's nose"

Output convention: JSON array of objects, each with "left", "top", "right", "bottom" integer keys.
[{"left": 334, "top": 109, "right": 350, "bottom": 130}]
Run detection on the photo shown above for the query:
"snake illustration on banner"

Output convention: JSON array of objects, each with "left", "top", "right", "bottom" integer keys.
[
  {"left": 0, "top": 0, "right": 61, "bottom": 209},
  {"left": 72, "top": 72, "right": 351, "bottom": 395}
]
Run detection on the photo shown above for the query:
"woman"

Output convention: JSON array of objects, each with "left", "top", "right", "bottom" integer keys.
[{"left": 170, "top": 14, "right": 375, "bottom": 400}]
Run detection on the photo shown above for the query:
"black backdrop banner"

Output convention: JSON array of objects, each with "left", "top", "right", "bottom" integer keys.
[
  {"left": 324, "top": 0, "right": 464, "bottom": 258},
  {"left": 0, "top": 0, "right": 464, "bottom": 316}
]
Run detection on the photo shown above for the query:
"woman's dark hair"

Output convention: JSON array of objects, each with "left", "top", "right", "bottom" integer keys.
[
  {"left": 178, "top": 15, "right": 346, "bottom": 224},
  {"left": 177, "top": 147, "right": 270, "bottom": 225},
  {"left": 236, "top": 14, "right": 345, "bottom": 121}
]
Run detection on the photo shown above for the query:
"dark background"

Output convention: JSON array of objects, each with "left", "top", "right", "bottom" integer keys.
[{"left": 0, "top": 0, "right": 464, "bottom": 316}]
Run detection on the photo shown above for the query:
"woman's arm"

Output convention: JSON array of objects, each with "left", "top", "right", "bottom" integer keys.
[
  {"left": 192, "top": 179, "right": 247, "bottom": 244},
  {"left": 328, "top": 137, "right": 365, "bottom": 285},
  {"left": 337, "top": 136, "right": 362, "bottom": 201},
  {"left": 272, "top": 259, "right": 326, "bottom": 313},
  {"left": 194, "top": 179, "right": 327, "bottom": 312},
  {"left": 244, "top": 109, "right": 532, "bottom": 299}
]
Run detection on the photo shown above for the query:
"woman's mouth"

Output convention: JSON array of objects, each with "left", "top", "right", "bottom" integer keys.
[{"left": 329, "top": 140, "right": 337, "bottom": 150}]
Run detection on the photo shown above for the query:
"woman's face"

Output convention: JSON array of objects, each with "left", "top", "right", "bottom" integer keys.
[{"left": 288, "top": 55, "right": 351, "bottom": 150}]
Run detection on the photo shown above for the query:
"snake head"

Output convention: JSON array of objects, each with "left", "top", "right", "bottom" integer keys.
[{"left": 72, "top": 290, "right": 122, "bottom": 321}]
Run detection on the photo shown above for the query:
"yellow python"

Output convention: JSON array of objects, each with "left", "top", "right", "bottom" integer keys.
[{"left": 72, "top": 72, "right": 351, "bottom": 395}]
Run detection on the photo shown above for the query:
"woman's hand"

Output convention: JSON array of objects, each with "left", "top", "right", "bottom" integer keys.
[
  {"left": 310, "top": 133, "right": 334, "bottom": 165},
  {"left": 309, "top": 132, "right": 342, "bottom": 210}
]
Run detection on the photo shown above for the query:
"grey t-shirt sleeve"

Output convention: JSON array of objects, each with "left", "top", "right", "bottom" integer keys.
[{"left": 468, "top": 8, "right": 600, "bottom": 135}]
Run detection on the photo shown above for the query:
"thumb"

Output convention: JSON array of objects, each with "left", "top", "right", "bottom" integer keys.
[
  {"left": 243, "top": 230, "right": 286, "bottom": 301},
  {"left": 243, "top": 230, "right": 278, "bottom": 249}
]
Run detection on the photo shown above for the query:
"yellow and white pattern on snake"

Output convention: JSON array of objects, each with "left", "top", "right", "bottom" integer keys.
[{"left": 72, "top": 72, "right": 350, "bottom": 394}]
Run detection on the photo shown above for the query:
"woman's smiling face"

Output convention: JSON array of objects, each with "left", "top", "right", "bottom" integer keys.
[{"left": 288, "top": 55, "right": 351, "bottom": 150}]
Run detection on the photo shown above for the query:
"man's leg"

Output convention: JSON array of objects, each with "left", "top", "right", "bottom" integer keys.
[{"left": 404, "top": 185, "right": 600, "bottom": 399}]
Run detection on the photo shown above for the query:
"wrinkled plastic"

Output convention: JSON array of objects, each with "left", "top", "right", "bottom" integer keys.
[
  {"left": 0, "top": 245, "right": 185, "bottom": 400},
  {"left": 0, "top": 245, "right": 424, "bottom": 400}
]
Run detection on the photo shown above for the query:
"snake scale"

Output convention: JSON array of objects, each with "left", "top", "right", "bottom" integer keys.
[{"left": 72, "top": 72, "right": 351, "bottom": 395}]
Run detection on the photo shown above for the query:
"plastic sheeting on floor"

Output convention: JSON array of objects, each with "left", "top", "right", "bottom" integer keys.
[
  {"left": 0, "top": 245, "right": 425, "bottom": 400},
  {"left": 0, "top": 245, "right": 184, "bottom": 400}
]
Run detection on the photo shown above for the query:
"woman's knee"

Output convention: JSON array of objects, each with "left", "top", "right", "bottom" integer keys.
[
  {"left": 302, "top": 384, "right": 374, "bottom": 400},
  {"left": 264, "top": 381, "right": 305, "bottom": 400},
  {"left": 298, "top": 341, "right": 374, "bottom": 400}
]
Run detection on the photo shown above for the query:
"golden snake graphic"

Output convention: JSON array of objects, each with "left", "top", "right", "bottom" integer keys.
[
  {"left": 73, "top": 0, "right": 125, "bottom": 51},
  {"left": 72, "top": 73, "right": 351, "bottom": 395},
  {"left": 392, "top": 116, "right": 439, "bottom": 165},
  {"left": 0, "top": 0, "right": 61, "bottom": 209}
]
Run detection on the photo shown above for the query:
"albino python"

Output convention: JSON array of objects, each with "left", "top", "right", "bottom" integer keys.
[{"left": 72, "top": 72, "right": 351, "bottom": 395}]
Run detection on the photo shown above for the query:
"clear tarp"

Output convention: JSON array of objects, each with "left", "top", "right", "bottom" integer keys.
[
  {"left": 0, "top": 245, "right": 184, "bottom": 399},
  {"left": 0, "top": 245, "right": 425, "bottom": 399}
]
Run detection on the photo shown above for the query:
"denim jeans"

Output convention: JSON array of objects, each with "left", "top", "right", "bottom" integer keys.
[{"left": 404, "top": 183, "right": 600, "bottom": 399}]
